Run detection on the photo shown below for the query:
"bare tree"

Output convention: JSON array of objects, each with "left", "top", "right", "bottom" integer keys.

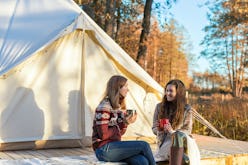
[
  {"left": 136, "top": 0, "right": 153, "bottom": 67},
  {"left": 201, "top": 0, "right": 248, "bottom": 97}
]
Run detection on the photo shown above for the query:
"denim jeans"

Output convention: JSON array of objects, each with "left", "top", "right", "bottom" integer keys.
[{"left": 95, "top": 140, "right": 156, "bottom": 165}]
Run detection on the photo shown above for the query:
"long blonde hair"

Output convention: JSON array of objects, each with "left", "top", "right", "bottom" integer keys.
[
  {"left": 159, "top": 79, "right": 186, "bottom": 129},
  {"left": 104, "top": 75, "right": 127, "bottom": 109}
]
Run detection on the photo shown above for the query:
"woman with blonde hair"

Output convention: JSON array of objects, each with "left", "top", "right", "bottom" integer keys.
[{"left": 92, "top": 75, "right": 156, "bottom": 165}]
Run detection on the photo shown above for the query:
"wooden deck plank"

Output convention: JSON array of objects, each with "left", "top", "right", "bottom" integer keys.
[
  {"left": 55, "top": 148, "right": 81, "bottom": 156},
  {"left": 42, "top": 149, "right": 67, "bottom": 157},
  {"left": 0, "top": 152, "right": 12, "bottom": 159},
  {"left": 24, "top": 150, "right": 47, "bottom": 159},
  {"left": 64, "top": 148, "right": 83, "bottom": 156},
  {"left": 58, "top": 149, "right": 77, "bottom": 157},
  {"left": 76, "top": 147, "right": 93, "bottom": 154},
  {"left": 12, "top": 150, "right": 36, "bottom": 159},
  {"left": 2, "top": 151, "right": 22, "bottom": 160},
  {"left": 35, "top": 149, "right": 56, "bottom": 158}
]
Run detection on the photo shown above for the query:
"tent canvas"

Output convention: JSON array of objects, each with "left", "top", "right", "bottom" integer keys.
[{"left": 0, "top": 0, "right": 163, "bottom": 150}]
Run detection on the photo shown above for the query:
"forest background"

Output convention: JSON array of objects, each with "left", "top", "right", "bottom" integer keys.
[{"left": 74, "top": 0, "right": 248, "bottom": 141}]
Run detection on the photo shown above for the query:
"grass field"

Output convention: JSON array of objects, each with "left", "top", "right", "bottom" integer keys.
[{"left": 190, "top": 94, "right": 248, "bottom": 141}]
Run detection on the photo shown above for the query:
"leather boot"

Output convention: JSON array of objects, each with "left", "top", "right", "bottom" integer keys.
[{"left": 169, "top": 146, "right": 184, "bottom": 165}]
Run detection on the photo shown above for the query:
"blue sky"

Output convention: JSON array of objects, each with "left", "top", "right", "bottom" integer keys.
[{"left": 170, "top": 0, "right": 210, "bottom": 73}]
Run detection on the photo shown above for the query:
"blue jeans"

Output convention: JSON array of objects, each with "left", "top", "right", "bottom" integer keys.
[{"left": 95, "top": 140, "right": 156, "bottom": 165}]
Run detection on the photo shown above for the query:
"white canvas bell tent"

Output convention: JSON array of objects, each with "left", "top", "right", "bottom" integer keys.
[{"left": 0, "top": 0, "right": 163, "bottom": 150}]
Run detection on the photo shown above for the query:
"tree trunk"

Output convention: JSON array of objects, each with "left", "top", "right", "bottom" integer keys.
[
  {"left": 110, "top": 0, "right": 117, "bottom": 38},
  {"left": 225, "top": 39, "right": 232, "bottom": 91},
  {"left": 104, "top": 0, "right": 111, "bottom": 33},
  {"left": 114, "top": 0, "right": 121, "bottom": 40},
  {"left": 153, "top": 36, "right": 157, "bottom": 79},
  {"left": 93, "top": 0, "right": 103, "bottom": 28},
  {"left": 136, "top": 0, "right": 153, "bottom": 67},
  {"left": 231, "top": 31, "right": 237, "bottom": 97}
]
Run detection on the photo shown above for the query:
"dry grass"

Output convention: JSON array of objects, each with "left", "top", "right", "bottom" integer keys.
[{"left": 190, "top": 94, "right": 248, "bottom": 141}]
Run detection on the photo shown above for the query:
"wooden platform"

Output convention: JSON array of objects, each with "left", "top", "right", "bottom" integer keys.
[
  {"left": 193, "top": 134, "right": 248, "bottom": 165},
  {"left": 0, "top": 135, "right": 247, "bottom": 165}
]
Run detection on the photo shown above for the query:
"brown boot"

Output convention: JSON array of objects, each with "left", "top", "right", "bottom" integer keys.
[
  {"left": 169, "top": 146, "right": 184, "bottom": 165},
  {"left": 156, "top": 160, "right": 170, "bottom": 165}
]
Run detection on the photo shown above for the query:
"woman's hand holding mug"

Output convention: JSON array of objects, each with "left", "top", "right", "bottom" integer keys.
[
  {"left": 125, "top": 109, "right": 137, "bottom": 124},
  {"left": 158, "top": 118, "right": 175, "bottom": 134}
]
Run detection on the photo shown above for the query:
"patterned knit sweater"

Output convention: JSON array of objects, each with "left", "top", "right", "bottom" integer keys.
[{"left": 92, "top": 98, "right": 128, "bottom": 151}]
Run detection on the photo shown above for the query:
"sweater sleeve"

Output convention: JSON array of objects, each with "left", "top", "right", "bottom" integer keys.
[
  {"left": 118, "top": 121, "right": 128, "bottom": 135},
  {"left": 178, "top": 105, "right": 193, "bottom": 135},
  {"left": 117, "top": 110, "right": 128, "bottom": 135},
  {"left": 152, "top": 104, "right": 160, "bottom": 135},
  {"left": 94, "top": 103, "right": 120, "bottom": 141}
]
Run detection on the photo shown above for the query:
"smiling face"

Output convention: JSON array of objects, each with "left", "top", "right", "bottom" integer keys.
[
  {"left": 119, "top": 82, "right": 129, "bottom": 98},
  {"left": 165, "top": 84, "right": 177, "bottom": 102}
]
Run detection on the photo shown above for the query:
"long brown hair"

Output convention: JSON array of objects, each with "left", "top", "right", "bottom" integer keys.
[
  {"left": 104, "top": 75, "right": 127, "bottom": 109},
  {"left": 158, "top": 79, "right": 186, "bottom": 129}
]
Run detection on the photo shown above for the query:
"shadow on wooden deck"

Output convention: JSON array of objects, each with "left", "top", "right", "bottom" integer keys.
[{"left": 0, "top": 134, "right": 247, "bottom": 165}]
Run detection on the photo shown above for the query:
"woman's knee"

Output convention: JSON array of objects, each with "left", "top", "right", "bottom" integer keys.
[
  {"left": 126, "top": 155, "right": 149, "bottom": 165},
  {"left": 137, "top": 140, "right": 150, "bottom": 149},
  {"left": 172, "top": 131, "right": 186, "bottom": 147},
  {"left": 137, "top": 155, "right": 149, "bottom": 165}
]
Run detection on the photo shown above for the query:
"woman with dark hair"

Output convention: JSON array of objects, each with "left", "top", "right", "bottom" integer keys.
[
  {"left": 152, "top": 79, "right": 193, "bottom": 165},
  {"left": 92, "top": 75, "right": 156, "bottom": 165}
]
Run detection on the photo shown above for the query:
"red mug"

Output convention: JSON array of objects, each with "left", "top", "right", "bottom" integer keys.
[{"left": 159, "top": 118, "right": 169, "bottom": 129}]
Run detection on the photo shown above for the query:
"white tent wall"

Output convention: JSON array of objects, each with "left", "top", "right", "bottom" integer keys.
[
  {"left": 83, "top": 31, "right": 160, "bottom": 138},
  {"left": 0, "top": 31, "right": 84, "bottom": 150},
  {"left": 0, "top": 0, "right": 163, "bottom": 150}
]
